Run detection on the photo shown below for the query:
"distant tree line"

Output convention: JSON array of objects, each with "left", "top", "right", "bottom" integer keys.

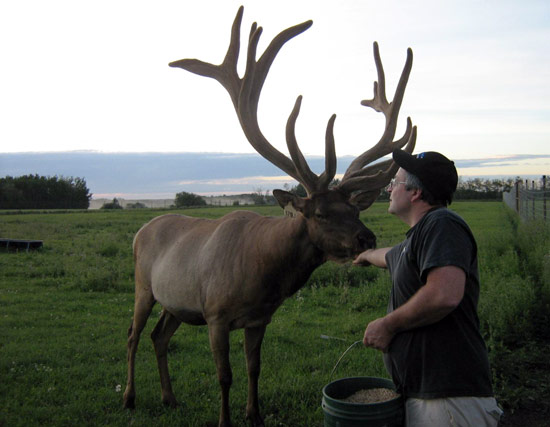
[
  {"left": 374, "top": 177, "right": 516, "bottom": 201},
  {"left": 101, "top": 198, "right": 123, "bottom": 209},
  {"left": 0, "top": 175, "right": 92, "bottom": 209},
  {"left": 454, "top": 177, "right": 515, "bottom": 200},
  {"left": 99, "top": 193, "right": 210, "bottom": 210},
  {"left": 287, "top": 178, "right": 516, "bottom": 202},
  {"left": 174, "top": 191, "right": 207, "bottom": 207},
  {"left": 250, "top": 188, "right": 275, "bottom": 205}
]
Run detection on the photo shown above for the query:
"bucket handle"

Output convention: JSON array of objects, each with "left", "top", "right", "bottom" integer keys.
[{"left": 329, "top": 340, "right": 362, "bottom": 381}]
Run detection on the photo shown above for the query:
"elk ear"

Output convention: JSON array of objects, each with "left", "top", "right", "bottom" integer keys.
[
  {"left": 350, "top": 190, "right": 380, "bottom": 211},
  {"left": 273, "top": 189, "right": 307, "bottom": 212}
]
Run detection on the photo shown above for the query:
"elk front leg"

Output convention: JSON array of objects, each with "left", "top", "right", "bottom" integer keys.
[
  {"left": 244, "top": 325, "right": 267, "bottom": 427},
  {"left": 151, "top": 309, "right": 181, "bottom": 408},
  {"left": 208, "top": 323, "right": 232, "bottom": 427}
]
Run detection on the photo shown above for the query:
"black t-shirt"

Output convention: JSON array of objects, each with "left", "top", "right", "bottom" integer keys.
[{"left": 383, "top": 208, "right": 493, "bottom": 399}]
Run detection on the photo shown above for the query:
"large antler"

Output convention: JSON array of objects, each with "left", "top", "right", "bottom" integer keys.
[
  {"left": 169, "top": 6, "right": 336, "bottom": 195},
  {"left": 336, "top": 42, "right": 416, "bottom": 196}
]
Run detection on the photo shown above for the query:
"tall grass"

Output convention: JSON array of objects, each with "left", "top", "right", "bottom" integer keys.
[
  {"left": 0, "top": 202, "right": 545, "bottom": 425},
  {"left": 475, "top": 207, "right": 550, "bottom": 412}
]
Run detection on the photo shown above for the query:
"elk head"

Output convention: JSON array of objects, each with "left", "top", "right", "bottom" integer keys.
[{"left": 169, "top": 6, "right": 416, "bottom": 261}]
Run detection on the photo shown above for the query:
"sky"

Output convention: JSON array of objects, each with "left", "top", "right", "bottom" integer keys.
[{"left": 1, "top": 0, "right": 549, "bottom": 197}]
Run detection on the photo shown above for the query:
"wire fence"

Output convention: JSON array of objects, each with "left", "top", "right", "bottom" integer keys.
[{"left": 503, "top": 176, "right": 549, "bottom": 222}]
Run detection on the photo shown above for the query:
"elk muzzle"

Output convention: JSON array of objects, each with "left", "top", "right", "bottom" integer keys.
[
  {"left": 325, "top": 222, "right": 377, "bottom": 262},
  {"left": 356, "top": 226, "right": 377, "bottom": 252}
]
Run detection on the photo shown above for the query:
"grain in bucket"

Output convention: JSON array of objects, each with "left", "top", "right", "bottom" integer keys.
[{"left": 322, "top": 376, "right": 403, "bottom": 426}]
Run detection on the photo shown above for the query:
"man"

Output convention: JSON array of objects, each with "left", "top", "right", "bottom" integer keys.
[{"left": 354, "top": 150, "right": 502, "bottom": 426}]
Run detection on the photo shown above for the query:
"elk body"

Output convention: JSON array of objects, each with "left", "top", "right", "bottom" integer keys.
[{"left": 123, "top": 7, "right": 416, "bottom": 427}]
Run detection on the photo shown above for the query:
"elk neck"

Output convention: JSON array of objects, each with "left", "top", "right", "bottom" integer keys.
[{"left": 249, "top": 214, "right": 325, "bottom": 297}]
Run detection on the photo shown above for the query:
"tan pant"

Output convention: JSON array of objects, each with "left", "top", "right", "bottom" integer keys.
[{"left": 405, "top": 396, "right": 503, "bottom": 427}]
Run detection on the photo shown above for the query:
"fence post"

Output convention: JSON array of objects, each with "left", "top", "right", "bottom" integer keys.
[
  {"left": 525, "top": 179, "right": 530, "bottom": 220},
  {"left": 515, "top": 180, "right": 520, "bottom": 214},
  {"left": 544, "top": 175, "right": 547, "bottom": 222},
  {"left": 531, "top": 180, "right": 535, "bottom": 220}
]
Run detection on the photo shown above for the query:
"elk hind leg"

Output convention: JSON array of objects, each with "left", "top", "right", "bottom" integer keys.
[
  {"left": 244, "top": 325, "right": 267, "bottom": 427},
  {"left": 151, "top": 309, "right": 181, "bottom": 408},
  {"left": 208, "top": 323, "right": 232, "bottom": 427},
  {"left": 123, "top": 290, "right": 155, "bottom": 409}
]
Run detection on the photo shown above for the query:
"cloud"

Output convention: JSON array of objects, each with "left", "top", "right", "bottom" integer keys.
[
  {"left": 1, "top": 151, "right": 546, "bottom": 199},
  {"left": 454, "top": 154, "right": 550, "bottom": 168},
  {"left": 455, "top": 154, "right": 550, "bottom": 177},
  {"left": 176, "top": 175, "right": 293, "bottom": 186}
]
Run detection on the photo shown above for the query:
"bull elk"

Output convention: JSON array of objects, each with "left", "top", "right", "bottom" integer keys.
[{"left": 123, "top": 6, "right": 416, "bottom": 426}]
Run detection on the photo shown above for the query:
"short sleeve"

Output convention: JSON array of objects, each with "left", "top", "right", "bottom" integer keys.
[{"left": 415, "top": 214, "right": 475, "bottom": 283}]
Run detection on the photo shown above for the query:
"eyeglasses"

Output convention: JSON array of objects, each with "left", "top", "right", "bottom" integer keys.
[{"left": 387, "top": 179, "right": 407, "bottom": 190}]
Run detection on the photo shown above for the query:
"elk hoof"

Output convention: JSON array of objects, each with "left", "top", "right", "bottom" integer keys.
[
  {"left": 162, "top": 395, "right": 179, "bottom": 408},
  {"left": 122, "top": 395, "right": 135, "bottom": 410},
  {"left": 246, "top": 414, "right": 264, "bottom": 427}
]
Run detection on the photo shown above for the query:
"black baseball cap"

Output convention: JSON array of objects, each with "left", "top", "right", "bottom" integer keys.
[{"left": 392, "top": 150, "right": 458, "bottom": 204}]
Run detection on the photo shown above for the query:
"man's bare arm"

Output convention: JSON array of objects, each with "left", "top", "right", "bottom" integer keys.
[
  {"left": 353, "top": 248, "right": 391, "bottom": 268},
  {"left": 363, "top": 265, "right": 466, "bottom": 351}
]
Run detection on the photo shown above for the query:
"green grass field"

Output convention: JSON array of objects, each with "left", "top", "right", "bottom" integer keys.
[{"left": 0, "top": 202, "right": 546, "bottom": 426}]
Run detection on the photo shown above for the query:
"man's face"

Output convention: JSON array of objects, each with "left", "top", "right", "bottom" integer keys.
[{"left": 388, "top": 168, "right": 411, "bottom": 216}]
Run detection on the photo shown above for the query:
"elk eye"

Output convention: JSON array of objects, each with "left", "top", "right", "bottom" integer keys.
[{"left": 315, "top": 211, "right": 327, "bottom": 220}]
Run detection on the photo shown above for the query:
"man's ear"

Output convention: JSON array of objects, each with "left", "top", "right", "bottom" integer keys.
[
  {"left": 409, "top": 188, "right": 423, "bottom": 203},
  {"left": 350, "top": 190, "right": 380, "bottom": 211},
  {"left": 272, "top": 189, "right": 307, "bottom": 212}
]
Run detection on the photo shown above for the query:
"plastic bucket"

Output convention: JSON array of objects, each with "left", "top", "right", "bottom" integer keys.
[{"left": 322, "top": 376, "right": 404, "bottom": 427}]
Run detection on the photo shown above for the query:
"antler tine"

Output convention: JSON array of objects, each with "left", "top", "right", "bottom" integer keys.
[
  {"left": 239, "top": 17, "right": 323, "bottom": 191},
  {"left": 285, "top": 96, "right": 337, "bottom": 194},
  {"left": 285, "top": 96, "right": 318, "bottom": 193},
  {"left": 342, "top": 117, "right": 413, "bottom": 182},
  {"left": 318, "top": 114, "right": 338, "bottom": 190},
  {"left": 243, "top": 17, "right": 313, "bottom": 112},
  {"left": 337, "top": 124, "right": 416, "bottom": 195},
  {"left": 169, "top": 6, "right": 244, "bottom": 107},
  {"left": 170, "top": 7, "right": 334, "bottom": 193},
  {"left": 234, "top": 23, "right": 300, "bottom": 181},
  {"left": 342, "top": 42, "right": 414, "bottom": 184}
]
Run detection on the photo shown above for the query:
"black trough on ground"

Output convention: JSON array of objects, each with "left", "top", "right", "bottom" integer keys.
[{"left": 0, "top": 238, "right": 43, "bottom": 252}]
